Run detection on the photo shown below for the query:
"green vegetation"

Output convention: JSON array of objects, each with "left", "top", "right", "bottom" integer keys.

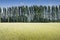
[{"left": 0, "top": 5, "right": 60, "bottom": 22}]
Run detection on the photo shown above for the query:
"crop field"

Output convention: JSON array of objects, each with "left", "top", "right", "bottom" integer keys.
[{"left": 0, "top": 23, "right": 60, "bottom": 40}]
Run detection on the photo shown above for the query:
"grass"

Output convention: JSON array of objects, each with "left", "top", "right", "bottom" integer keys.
[{"left": 0, "top": 23, "right": 60, "bottom": 40}]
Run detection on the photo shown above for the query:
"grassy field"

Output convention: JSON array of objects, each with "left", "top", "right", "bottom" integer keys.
[{"left": 0, "top": 23, "right": 60, "bottom": 40}]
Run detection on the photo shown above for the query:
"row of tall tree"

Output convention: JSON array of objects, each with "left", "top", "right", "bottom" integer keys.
[{"left": 0, "top": 5, "right": 60, "bottom": 22}]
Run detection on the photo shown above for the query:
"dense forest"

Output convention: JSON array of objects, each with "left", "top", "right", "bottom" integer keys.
[{"left": 0, "top": 5, "right": 60, "bottom": 22}]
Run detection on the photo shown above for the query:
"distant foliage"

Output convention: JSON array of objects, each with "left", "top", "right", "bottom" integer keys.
[{"left": 0, "top": 5, "right": 60, "bottom": 22}]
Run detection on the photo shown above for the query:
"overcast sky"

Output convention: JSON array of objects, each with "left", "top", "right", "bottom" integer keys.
[{"left": 0, "top": 0, "right": 60, "bottom": 7}]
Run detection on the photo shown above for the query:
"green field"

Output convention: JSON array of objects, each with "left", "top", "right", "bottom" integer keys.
[{"left": 0, "top": 23, "right": 60, "bottom": 40}]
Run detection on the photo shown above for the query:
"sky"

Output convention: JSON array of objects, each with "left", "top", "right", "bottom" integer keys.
[{"left": 0, "top": 0, "right": 60, "bottom": 7}]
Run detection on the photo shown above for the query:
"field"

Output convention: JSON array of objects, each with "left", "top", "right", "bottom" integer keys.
[{"left": 0, "top": 23, "right": 60, "bottom": 40}]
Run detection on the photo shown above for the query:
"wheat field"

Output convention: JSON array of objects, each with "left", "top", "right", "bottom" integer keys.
[{"left": 0, "top": 23, "right": 60, "bottom": 40}]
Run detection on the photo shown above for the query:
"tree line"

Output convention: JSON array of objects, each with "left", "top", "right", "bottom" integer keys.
[{"left": 0, "top": 5, "right": 60, "bottom": 22}]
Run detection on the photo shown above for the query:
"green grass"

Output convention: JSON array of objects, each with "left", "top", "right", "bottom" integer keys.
[{"left": 0, "top": 23, "right": 60, "bottom": 40}]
